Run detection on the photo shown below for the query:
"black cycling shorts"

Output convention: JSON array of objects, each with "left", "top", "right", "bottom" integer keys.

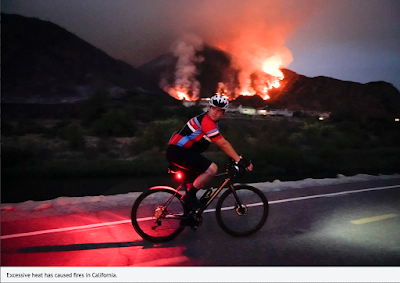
[{"left": 166, "top": 145, "right": 212, "bottom": 174}]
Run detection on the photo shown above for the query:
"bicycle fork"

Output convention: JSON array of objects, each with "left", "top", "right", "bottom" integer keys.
[{"left": 228, "top": 183, "right": 248, "bottom": 216}]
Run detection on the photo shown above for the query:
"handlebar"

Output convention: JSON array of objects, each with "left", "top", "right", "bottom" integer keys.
[{"left": 215, "top": 159, "right": 247, "bottom": 179}]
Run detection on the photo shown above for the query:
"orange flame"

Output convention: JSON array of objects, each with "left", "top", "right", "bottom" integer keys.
[
  {"left": 163, "top": 85, "right": 193, "bottom": 101},
  {"left": 235, "top": 56, "right": 284, "bottom": 100},
  {"left": 262, "top": 55, "right": 284, "bottom": 78},
  {"left": 215, "top": 82, "right": 231, "bottom": 98},
  {"left": 163, "top": 49, "right": 286, "bottom": 102}
]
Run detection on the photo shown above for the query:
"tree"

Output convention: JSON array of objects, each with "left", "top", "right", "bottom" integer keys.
[
  {"left": 78, "top": 90, "right": 111, "bottom": 126},
  {"left": 59, "top": 122, "right": 86, "bottom": 150}
]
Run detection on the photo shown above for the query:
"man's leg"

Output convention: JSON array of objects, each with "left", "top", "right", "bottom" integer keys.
[
  {"left": 193, "top": 162, "right": 218, "bottom": 189},
  {"left": 181, "top": 163, "right": 217, "bottom": 207},
  {"left": 166, "top": 145, "right": 216, "bottom": 207}
]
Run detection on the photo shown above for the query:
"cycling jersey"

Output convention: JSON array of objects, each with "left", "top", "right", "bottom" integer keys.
[{"left": 169, "top": 112, "right": 223, "bottom": 153}]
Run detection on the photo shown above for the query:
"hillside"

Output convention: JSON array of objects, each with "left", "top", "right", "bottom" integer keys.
[
  {"left": 272, "top": 69, "right": 400, "bottom": 118},
  {"left": 140, "top": 48, "right": 400, "bottom": 119},
  {"left": 3, "top": 13, "right": 400, "bottom": 119},
  {"left": 2, "top": 13, "right": 168, "bottom": 103}
]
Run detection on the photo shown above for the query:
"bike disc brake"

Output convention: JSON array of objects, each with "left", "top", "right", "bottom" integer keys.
[{"left": 235, "top": 204, "right": 248, "bottom": 216}]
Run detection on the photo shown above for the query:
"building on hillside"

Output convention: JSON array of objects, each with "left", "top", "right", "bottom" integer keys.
[
  {"left": 182, "top": 99, "right": 299, "bottom": 118},
  {"left": 238, "top": 105, "right": 257, "bottom": 115},
  {"left": 257, "top": 109, "right": 268, "bottom": 115},
  {"left": 303, "top": 111, "right": 331, "bottom": 119},
  {"left": 182, "top": 98, "right": 210, "bottom": 108},
  {"left": 182, "top": 100, "right": 196, "bottom": 107},
  {"left": 266, "top": 109, "right": 293, "bottom": 117}
]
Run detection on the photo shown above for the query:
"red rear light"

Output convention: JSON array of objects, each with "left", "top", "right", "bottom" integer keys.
[{"left": 176, "top": 171, "right": 183, "bottom": 180}]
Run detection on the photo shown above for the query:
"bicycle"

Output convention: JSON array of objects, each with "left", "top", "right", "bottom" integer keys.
[{"left": 131, "top": 160, "right": 269, "bottom": 242}]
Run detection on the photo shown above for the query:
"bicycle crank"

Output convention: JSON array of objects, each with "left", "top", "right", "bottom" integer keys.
[{"left": 183, "top": 211, "right": 203, "bottom": 230}]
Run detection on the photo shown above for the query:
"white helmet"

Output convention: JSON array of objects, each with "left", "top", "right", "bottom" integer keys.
[{"left": 209, "top": 95, "right": 229, "bottom": 110}]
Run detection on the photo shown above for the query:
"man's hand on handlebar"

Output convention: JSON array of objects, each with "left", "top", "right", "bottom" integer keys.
[
  {"left": 238, "top": 157, "right": 253, "bottom": 172},
  {"left": 246, "top": 163, "right": 253, "bottom": 172}
]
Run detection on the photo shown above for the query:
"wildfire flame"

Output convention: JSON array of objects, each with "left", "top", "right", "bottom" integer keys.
[
  {"left": 162, "top": 40, "right": 287, "bottom": 102},
  {"left": 171, "top": 88, "right": 192, "bottom": 101},
  {"left": 262, "top": 55, "right": 284, "bottom": 78},
  {"left": 215, "top": 82, "right": 230, "bottom": 98},
  {"left": 165, "top": 65, "right": 283, "bottom": 102},
  {"left": 235, "top": 55, "right": 285, "bottom": 100}
]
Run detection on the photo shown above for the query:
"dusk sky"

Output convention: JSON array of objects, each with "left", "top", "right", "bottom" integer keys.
[{"left": 3, "top": 0, "right": 400, "bottom": 90}]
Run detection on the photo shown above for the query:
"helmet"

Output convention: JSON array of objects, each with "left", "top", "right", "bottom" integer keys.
[{"left": 209, "top": 95, "right": 229, "bottom": 110}]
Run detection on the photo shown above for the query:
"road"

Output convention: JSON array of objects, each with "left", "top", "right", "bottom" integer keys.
[{"left": 2, "top": 177, "right": 400, "bottom": 268}]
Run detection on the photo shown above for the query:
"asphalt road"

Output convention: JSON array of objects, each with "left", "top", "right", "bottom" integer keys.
[{"left": 2, "top": 178, "right": 400, "bottom": 267}]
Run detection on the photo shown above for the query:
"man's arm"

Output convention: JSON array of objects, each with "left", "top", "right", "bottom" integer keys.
[
  {"left": 214, "top": 137, "right": 241, "bottom": 162},
  {"left": 214, "top": 137, "right": 253, "bottom": 171}
]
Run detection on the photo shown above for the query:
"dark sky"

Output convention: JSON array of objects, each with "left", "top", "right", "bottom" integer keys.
[{"left": 3, "top": 0, "right": 400, "bottom": 90}]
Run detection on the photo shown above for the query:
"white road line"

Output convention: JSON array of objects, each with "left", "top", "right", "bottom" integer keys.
[
  {"left": 268, "top": 184, "right": 400, "bottom": 204},
  {"left": 0, "top": 220, "right": 131, "bottom": 240},
  {"left": 2, "top": 184, "right": 399, "bottom": 240}
]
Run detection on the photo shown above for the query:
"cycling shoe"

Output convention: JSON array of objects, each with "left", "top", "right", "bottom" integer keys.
[{"left": 180, "top": 211, "right": 202, "bottom": 230}]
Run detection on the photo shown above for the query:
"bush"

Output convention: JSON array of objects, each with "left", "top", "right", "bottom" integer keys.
[
  {"left": 1, "top": 120, "right": 16, "bottom": 136},
  {"left": 300, "top": 122, "right": 339, "bottom": 147},
  {"left": 2, "top": 143, "right": 51, "bottom": 167},
  {"left": 59, "top": 122, "right": 86, "bottom": 150},
  {"left": 141, "top": 119, "right": 183, "bottom": 150},
  {"left": 91, "top": 109, "right": 137, "bottom": 137},
  {"left": 221, "top": 123, "right": 247, "bottom": 150},
  {"left": 252, "top": 145, "right": 305, "bottom": 171},
  {"left": 2, "top": 146, "right": 37, "bottom": 166},
  {"left": 4, "top": 116, "right": 51, "bottom": 136},
  {"left": 78, "top": 90, "right": 111, "bottom": 126}
]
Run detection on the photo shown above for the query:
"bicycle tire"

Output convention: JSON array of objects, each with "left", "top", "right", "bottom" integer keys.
[
  {"left": 131, "top": 188, "right": 188, "bottom": 242},
  {"left": 216, "top": 185, "right": 268, "bottom": 237}
]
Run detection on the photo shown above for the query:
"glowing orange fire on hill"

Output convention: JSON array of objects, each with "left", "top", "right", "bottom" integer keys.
[
  {"left": 165, "top": 65, "right": 283, "bottom": 102},
  {"left": 168, "top": 88, "right": 192, "bottom": 101},
  {"left": 161, "top": 41, "right": 287, "bottom": 102},
  {"left": 215, "top": 57, "right": 284, "bottom": 101},
  {"left": 234, "top": 55, "right": 285, "bottom": 100}
]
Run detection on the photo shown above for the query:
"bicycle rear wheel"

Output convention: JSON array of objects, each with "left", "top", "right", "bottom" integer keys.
[
  {"left": 216, "top": 185, "right": 268, "bottom": 237},
  {"left": 131, "top": 188, "right": 188, "bottom": 242}
]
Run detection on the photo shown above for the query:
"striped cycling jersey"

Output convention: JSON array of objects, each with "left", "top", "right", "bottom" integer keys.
[{"left": 169, "top": 112, "right": 223, "bottom": 152}]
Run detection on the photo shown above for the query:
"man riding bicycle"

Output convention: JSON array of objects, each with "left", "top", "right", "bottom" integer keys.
[{"left": 166, "top": 94, "right": 253, "bottom": 209}]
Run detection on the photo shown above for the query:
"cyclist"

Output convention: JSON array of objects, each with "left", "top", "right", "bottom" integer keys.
[{"left": 166, "top": 94, "right": 253, "bottom": 209}]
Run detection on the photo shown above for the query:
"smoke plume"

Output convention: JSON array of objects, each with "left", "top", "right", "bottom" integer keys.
[
  {"left": 161, "top": 35, "right": 204, "bottom": 100},
  {"left": 161, "top": 0, "right": 324, "bottom": 99}
]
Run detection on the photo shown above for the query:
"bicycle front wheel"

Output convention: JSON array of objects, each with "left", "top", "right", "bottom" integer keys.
[
  {"left": 131, "top": 188, "right": 188, "bottom": 242},
  {"left": 216, "top": 185, "right": 268, "bottom": 237}
]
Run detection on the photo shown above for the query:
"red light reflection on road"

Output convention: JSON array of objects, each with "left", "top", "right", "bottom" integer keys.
[{"left": 2, "top": 209, "right": 200, "bottom": 266}]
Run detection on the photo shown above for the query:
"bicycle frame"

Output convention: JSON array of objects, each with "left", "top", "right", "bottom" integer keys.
[
  {"left": 174, "top": 171, "right": 242, "bottom": 216},
  {"left": 196, "top": 176, "right": 230, "bottom": 214}
]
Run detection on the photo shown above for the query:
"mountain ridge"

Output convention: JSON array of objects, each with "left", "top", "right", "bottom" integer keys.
[
  {"left": 3, "top": 13, "right": 400, "bottom": 119},
  {"left": 139, "top": 49, "right": 400, "bottom": 118},
  {"left": 2, "top": 13, "right": 167, "bottom": 103}
]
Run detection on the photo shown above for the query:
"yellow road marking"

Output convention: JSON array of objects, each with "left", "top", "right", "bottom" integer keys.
[{"left": 351, "top": 213, "right": 398, "bottom": 225}]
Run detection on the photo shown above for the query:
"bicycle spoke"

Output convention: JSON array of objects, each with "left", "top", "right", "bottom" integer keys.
[
  {"left": 131, "top": 189, "right": 187, "bottom": 242},
  {"left": 216, "top": 185, "right": 268, "bottom": 237}
]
